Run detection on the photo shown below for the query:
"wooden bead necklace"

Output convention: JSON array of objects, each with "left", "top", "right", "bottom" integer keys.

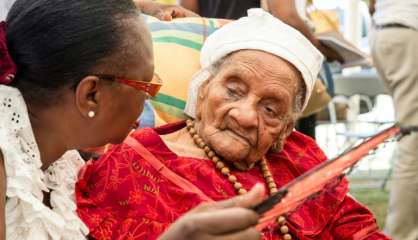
[{"left": 186, "top": 120, "right": 292, "bottom": 239}]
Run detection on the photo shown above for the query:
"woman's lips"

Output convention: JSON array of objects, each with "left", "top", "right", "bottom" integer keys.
[{"left": 225, "top": 129, "right": 253, "bottom": 146}]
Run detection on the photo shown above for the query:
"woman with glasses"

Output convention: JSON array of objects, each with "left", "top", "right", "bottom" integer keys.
[{"left": 0, "top": 0, "right": 263, "bottom": 239}]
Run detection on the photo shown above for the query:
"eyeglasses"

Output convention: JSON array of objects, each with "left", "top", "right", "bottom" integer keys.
[{"left": 95, "top": 74, "right": 163, "bottom": 97}]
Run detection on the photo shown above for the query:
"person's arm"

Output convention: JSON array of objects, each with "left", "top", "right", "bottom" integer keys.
[
  {"left": 369, "top": 0, "right": 376, "bottom": 16},
  {"left": 0, "top": 151, "right": 6, "bottom": 240},
  {"left": 178, "top": 0, "right": 200, "bottom": 15},
  {"left": 267, "top": 0, "right": 343, "bottom": 62},
  {"left": 133, "top": 0, "right": 199, "bottom": 21}
]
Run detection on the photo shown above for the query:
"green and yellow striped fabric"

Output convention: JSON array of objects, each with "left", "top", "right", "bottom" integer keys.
[
  {"left": 143, "top": 16, "right": 230, "bottom": 126},
  {"left": 155, "top": 0, "right": 176, "bottom": 4}
]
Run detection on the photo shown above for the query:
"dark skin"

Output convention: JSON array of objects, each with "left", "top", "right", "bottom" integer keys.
[
  {"left": 29, "top": 20, "right": 154, "bottom": 170},
  {"left": 0, "top": 13, "right": 263, "bottom": 240},
  {"left": 162, "top": 50, "right": 301, "bottom": 171},
  {"left": 195, "top": 50, "right": 299, "bottom": 170},
  {"left": 179, "top": 0, "right": 343, "bottom": 63}
]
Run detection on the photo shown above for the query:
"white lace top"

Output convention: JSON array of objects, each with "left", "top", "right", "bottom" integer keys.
[{"left": 0, "top": 85, "right": 89, "bottom": 239}]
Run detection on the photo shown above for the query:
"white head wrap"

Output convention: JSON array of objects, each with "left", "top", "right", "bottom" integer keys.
[{"left": 184, "top": 8, "right": 324, "bottom": 118}]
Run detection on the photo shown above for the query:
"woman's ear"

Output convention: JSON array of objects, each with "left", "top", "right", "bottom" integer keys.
[
  {"left": 195, "top": 79, "right": 211, "bottom": 120},
  {"left": 75, "top": 76, "right": 102, "bottom": 118}
]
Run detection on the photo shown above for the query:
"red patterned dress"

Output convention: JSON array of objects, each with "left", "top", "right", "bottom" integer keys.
[{"left": 76, "top": 121, "right": 389, "bottom": 240}]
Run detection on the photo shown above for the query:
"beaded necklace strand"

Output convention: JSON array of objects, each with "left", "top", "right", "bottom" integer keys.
[{"left": 186, "top": 120, "right": 292, "bottom": 239}]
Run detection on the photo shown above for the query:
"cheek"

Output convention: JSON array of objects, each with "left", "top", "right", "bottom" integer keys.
[
  {"left": 128, "top": 92, "right": 147, "bottom": 121},
  {"left": 112, "top": 91, "right": 146, "bottom": 125},
  {"left": 257, "top": 124, "right": 283, "bottom": 149},
  {"left": 201, "top": 89, "right": 233, "bottom": 121}
]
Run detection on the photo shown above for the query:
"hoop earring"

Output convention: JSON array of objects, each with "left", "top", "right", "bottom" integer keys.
[{"left": 88, "top": 111, "right": 95, "bottom": 118}]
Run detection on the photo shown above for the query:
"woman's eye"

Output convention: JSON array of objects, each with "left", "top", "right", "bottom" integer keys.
[
  {"left": 227, "top": 88, "right": 241, "bottom": 98},
  {"left": 264, "top": 106, "right": 277, "bottom": 117}
]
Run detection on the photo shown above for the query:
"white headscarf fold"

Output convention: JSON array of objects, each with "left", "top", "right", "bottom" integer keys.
[{"left": 184, "top": 8, "right": 324, "bottom": 118}]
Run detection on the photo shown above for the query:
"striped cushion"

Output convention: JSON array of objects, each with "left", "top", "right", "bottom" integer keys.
[
  {"left": 139, "top": 16, "right": 329, "bottom": 127},
  {"left": 139, "top": 16, "right": 230, "bottom": 127}
]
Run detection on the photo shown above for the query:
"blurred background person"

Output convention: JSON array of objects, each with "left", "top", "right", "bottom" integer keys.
[
  {"left": 134, "top": 0, "right": 198, "bottom": 21},
  {"left": 179, "top": 0, "right": 342, "bottom": 69},
  {"left": 369, "top": 0, "right": 418, "bottom": 239}
]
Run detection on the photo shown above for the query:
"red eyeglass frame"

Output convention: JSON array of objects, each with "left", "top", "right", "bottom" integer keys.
[{"left": 95, "top": 74, "right": 163, "bottom": 97}]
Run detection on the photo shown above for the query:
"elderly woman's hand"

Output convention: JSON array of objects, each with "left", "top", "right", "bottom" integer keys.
[
  {"left": 158, "top": 184, "right": 264, "bottom": 240},
  {"left": 134, "top": 0, "right": 199, "bottom": 21}
]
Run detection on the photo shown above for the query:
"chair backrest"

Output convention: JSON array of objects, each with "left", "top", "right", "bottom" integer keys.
[
  {"left": 333, "top": 69, "right": 388, "bottom": 97},
  {"left": 319, "top": 61, "right": 335, "bottom": 97}
]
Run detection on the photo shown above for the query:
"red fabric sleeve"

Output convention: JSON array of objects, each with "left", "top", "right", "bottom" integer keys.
[{"left": 329, "top": 195, "right": 390, "bottom": 240}]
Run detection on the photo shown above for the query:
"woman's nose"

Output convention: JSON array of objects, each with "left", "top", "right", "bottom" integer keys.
[{"left": 229, "top": 101, "right": 258, "bottom": 129}]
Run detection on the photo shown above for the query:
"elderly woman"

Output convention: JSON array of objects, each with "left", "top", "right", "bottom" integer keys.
[{"left": 76, "top": 9, "right": 389, "bottom": 240}]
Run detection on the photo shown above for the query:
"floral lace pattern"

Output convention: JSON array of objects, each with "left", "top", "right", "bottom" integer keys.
[{"left": 0, "top": 85, "right": 88, "bottom": 240}]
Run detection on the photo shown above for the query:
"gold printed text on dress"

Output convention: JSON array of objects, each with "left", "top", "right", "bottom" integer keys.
[
  {"left": 132, "top": 161, "right": 162, "bottom": 184},
  {"left": 143, "top": 184, "right": 160, "bottom": 195}
]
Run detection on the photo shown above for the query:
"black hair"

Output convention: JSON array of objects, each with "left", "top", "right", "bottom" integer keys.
[{"left": 6, "top": 0, "right": 141, "bottom": 105}]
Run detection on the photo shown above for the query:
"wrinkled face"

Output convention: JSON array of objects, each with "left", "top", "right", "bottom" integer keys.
[{"left": 195, "top": 50, "right": 303, "bottom": 168}]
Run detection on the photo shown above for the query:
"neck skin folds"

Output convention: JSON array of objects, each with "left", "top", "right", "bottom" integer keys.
[
  {"left": 161, "top": 126, "right": 208, "bottom": 160},
  {"left": 161, "top": 125, "right": 257, "bottom": 171}
]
